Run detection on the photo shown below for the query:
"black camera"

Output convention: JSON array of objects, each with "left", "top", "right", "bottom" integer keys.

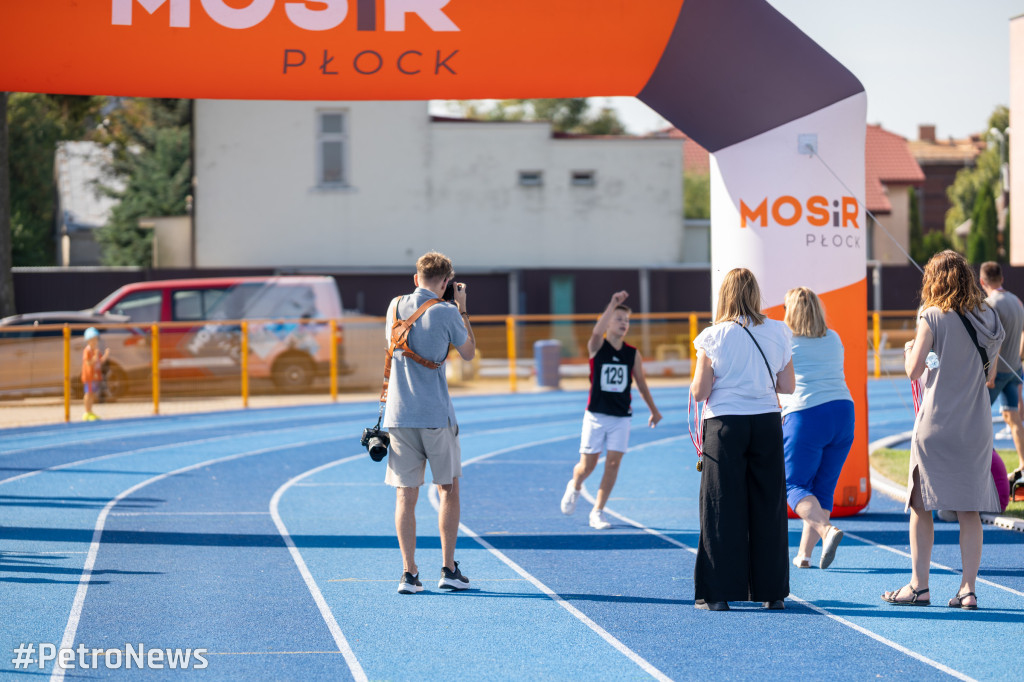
[
  {"left": 443, "top": 281, "right": 455, "bottom": 302},
  {"left": 360, "top": 426, "right": 390, "bottom": 462}
]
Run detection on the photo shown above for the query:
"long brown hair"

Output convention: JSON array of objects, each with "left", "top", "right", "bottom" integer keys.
[
  {"left": 919, "top": 250, "right": 986, "bottom": 314},
  {"left": 715, "top": 268, "right": 766, "bottom": 326}
]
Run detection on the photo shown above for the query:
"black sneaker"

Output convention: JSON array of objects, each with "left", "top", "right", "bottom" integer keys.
[
  {"left": 438, "top": 561, "right": 470, "bottom": 591},
  {"left": 397, "top": 571, "right": 422, "bottom": 594}
]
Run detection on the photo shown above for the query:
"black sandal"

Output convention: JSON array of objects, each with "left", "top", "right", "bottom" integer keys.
[
  {"left": 947, "top": 591, "right": 978, "bottom": 610},
  {"left": 881, "top": 585, "right": 930, "bottom": 606}
]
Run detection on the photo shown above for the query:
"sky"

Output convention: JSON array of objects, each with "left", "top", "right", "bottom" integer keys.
[{"left": 434, "top": 0, "right": 1023, "bottom": 141}]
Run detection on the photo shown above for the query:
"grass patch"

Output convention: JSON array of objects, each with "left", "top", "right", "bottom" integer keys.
[{"left": 871, "top": 448, "right": 1024, "bottom": 520}]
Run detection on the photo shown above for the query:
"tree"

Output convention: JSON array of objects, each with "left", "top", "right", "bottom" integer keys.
[
  {"left": 945, "top": 105, "right": 1009, "bottom": 246},
  {"left": 0, "top": 92, "right": 14, "bottom": 318},
  {"left": 919, "top": 230, "right": 953, "bottom": 262},
  {"left": 966, "top": 182, "right": 998, "bottom": 264},
  {"left": 684, "top": 173, "right": 710, "bottom": 220},
  {"left": 448, "top": 98, "right": 627, "bottom": 135},
  {"left": 6, "top": 93, "right": 103, "bottom": 266},
  {"left": 95, "top": 99, "right": 192, "bottom": 266}
]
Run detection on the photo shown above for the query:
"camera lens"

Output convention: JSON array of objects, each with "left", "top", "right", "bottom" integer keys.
[{"left": 368, "top": 438, "right": 388, "bottom": 461}]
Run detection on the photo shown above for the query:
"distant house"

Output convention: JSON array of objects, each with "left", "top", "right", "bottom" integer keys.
[
  {"left": 53, "top": 141, "right": 121, "bottom": 266},
  {"left": 193, "top": 101, "right": 683, "bottom": 272},
  {"left": 649, "top": 127, "right": 710, "bottom": 263},
  {"left": 907, "top": 124, "right": 984, "bottom": 237}
]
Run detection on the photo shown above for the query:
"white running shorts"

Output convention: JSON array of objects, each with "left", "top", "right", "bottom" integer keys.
[{"left": 579, "top": 410, "right": 631, "bottom": 455}]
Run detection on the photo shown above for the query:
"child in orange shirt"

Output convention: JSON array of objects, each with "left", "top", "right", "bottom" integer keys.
[{"left": 82, "top": 327, "right": 109, "bottom": 421}]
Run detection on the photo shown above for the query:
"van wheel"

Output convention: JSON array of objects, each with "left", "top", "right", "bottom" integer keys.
[
  {"left": 103, "top": 363, "right": 128, "bottom": 402},
  {"left": 273, "top": 354, "right": 314, "bottom": 392}
]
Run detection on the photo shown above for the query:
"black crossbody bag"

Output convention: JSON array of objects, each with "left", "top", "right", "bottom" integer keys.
[
  {"left": 954, "top": 311, "right": 991, "bottom": 377},
  {"left": 735, "top": 322, "right": 782, "bottom": 409}
]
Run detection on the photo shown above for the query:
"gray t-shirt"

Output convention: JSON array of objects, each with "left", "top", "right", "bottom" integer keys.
[
  {"left": 382, "top": 287, "right": 468, "bottom": 429},
  {"left": 986, "top": 289, "right": 1024, "bottom": 374}
]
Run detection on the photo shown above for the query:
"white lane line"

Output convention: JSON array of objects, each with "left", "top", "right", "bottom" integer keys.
[
  {"left": 578, "top": 482, "right": 978, "bottom": 682},
  {"left": 269, "top": 454, "right": 370, "bottom": 682},
  {"left": 50, "top": 435, "right": 343, "bottom": 682},
  {"left": 0, "top": 419, "right": 364, "bottom": 487},
  {"left": 844, "top": 530, "right": 1024, "bottom": 599},
  {"left": 430, "top": 435, "right": 675, "bottom": 682},
  {"left": 109, "top": 511, "right": 270, "bottom": 517}
]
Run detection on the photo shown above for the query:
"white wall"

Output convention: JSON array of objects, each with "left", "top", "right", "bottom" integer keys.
[
  {"left": 1011, "top": 15, "right": 1023, "bottom": 265},
  {"left": 195, "top": 101, "right": 682, "bottom": 268}
]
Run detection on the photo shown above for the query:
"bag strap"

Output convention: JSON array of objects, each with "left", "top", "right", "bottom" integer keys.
[
  {"left": 954, "top": 311, "right": 991, "bottom": 377},
  {"left": 734, "top": 321, "right": 781, "bottom": 408},
  {"left": 380, "top": 296, "right": 445, "bottom": 403}
]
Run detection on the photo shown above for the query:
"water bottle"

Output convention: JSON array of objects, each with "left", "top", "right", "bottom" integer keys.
[{"left": 925, "top": 351, "right": 939, "bottom": 370}]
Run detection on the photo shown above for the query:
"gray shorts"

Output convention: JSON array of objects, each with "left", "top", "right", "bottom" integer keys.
[{"left": 385, "top": 424, "right": 462, "bottom": 487}]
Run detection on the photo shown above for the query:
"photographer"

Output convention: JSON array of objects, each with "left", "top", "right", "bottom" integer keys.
[{"left": 383, "top": 252, "right": 475, "bottom": 595}]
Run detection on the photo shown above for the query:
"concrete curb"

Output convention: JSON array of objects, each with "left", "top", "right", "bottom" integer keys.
[{"left": 868, "top": 430, "right": 1024, "bottom": 533}]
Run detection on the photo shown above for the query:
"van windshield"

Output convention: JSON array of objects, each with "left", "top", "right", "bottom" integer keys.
[{"left": 207, "top": 283, "right": 319, "bottom": 321}]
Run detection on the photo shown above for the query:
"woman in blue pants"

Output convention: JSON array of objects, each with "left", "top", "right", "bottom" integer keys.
[{"left": 782, "top": 287, "right": 856, "bottom": 570}]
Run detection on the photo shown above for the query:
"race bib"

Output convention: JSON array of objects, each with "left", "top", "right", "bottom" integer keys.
[{"left": 600, "top": 364, "right": 628, "bottom": 392}]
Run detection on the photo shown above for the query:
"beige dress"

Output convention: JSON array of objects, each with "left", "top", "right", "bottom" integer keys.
[{"left": 909, "top": 306, "right": 1003, "bottom": 512}]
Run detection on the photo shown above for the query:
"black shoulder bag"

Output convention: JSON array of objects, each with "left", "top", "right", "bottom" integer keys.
[
  {"left": 734, "top": 322, "right": 782, "bottom": 409},
  {"left": 954, "top": 311, "right": 991, "bottom": 377}
]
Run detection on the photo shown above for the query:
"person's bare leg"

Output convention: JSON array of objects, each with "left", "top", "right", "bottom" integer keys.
[
  {"left": 437, "top": 477, "right": 460, "bottom": 570},
  {"left": 84, "top": 389, "right": 94, "bottom": 416},
  {"left": 395, "top": 487, "right": 419, "bottom": 575},
  {"left": 593, "top": 451, "right": 624, "bottom": 511},
  {"left": 884, "top": 470, "right": 932, "bottom": 602},
  {"left": 794, "top": 495, "right": 832, "bottom": 548},
  {"left": 955, "top": 510, "right": 982, "bottom": 607},
  {"left": 571, "top": 453, "right": 599, "bottom": 490}
]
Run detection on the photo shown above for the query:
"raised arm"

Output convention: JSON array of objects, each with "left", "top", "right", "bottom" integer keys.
[
  {"left": 453, "top": 282, "right": 475, "bottom": 361},
  {"left": 588, "top": 290, "right": 629, "bottom": 357}
]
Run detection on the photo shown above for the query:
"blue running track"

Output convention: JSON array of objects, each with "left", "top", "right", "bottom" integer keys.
[{"left": 1, "top": 378, "right": 1021, "bottom": 680}]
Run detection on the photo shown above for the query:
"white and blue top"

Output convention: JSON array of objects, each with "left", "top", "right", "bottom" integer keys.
[
  {"left": 693, "top": 317, "right": 792, "bottom": 418},
  {"left": 779, "top": 330, "right": 853, "bottom": 417}
]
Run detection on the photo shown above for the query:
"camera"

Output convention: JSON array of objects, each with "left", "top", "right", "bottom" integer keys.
[
  {"left": 360, "top": 425, "right": 390, "bottom": 461},
  {"left": 443, "top": 281, "right": 455, "bottom": 302}
]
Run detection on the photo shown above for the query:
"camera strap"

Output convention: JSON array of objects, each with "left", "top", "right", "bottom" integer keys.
[{"left": 380, "top": 296, "right": 445, "bottom": 403}]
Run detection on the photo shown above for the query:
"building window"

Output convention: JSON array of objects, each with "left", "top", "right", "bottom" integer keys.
[
  {"left": 571, "top": 170, "right": 596, "bottom": 186},
  {"left": 317, "top": 110, "right": 348, "bottom": 186},
  {"left": 518, "top": 170, "right": 543, "bottom": 187}
]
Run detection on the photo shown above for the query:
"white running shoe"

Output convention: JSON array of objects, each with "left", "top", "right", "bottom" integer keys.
[
  {"left": 589, "top": 508, "right": 611, "bottom": 530},
  {"left": 560, "top": 481, "right": 580, "bottom": 515}
]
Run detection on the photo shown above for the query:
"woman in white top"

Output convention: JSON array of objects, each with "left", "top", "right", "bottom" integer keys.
[
  {"left": 691, "top": 268, "right": 795, "bottom": 611},
  {"left": 780, "top": 287, "right": 855, "bottom": 571}
]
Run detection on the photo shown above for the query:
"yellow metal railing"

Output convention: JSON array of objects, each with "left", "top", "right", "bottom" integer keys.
[{"left": 0, "top": 311, "right": 921, "bottom": 423}]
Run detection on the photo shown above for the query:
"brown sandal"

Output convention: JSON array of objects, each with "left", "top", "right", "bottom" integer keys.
[
  {"left": 947, "top": 591, "right": 978, "bottom": 610},
  {"left": 881, "top": 585, "right": 930, "bottom": 606}
]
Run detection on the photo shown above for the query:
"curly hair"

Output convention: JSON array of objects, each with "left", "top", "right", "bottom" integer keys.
[
  {"left": 920, "top": 250, "right": 986, "bottom": 314},
  {"left": 715, "top": 268, "right": 766, "bottom": 326}
]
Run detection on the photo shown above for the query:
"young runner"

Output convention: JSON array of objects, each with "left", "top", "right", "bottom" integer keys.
[{"left": 560, "top": 291, "right": 662, "bottom": 529}]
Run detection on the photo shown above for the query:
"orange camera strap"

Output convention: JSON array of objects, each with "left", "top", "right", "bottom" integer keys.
[{"left": 379, "top": 296, "right": 444, "bottom": 404}]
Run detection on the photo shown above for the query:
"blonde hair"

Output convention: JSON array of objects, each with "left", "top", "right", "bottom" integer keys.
[
  {"left": 784, "top": 287, "right": 828, "bottom": 338},
  {"left": 416, "top": 251, "right": 454, "bottom": 283},
  {"left": 920, "top": 250, "right": 986, "bottom": 314},
  {"left": 715, "top": 268, "right": 766, "bottom": 326}
]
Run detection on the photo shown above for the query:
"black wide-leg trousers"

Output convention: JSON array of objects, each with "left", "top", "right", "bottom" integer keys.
[{"left": 694, "top": 412, "right": 790, "bottom": 603}]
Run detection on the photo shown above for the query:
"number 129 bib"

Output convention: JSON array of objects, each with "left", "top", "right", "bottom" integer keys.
[{"left": 600, "top": 364, "right": 628, "bottom": 392}]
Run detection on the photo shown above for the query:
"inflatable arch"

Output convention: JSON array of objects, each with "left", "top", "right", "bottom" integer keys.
[{"left": 1, "top": 0, "right": 869, "bottom": 514}]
